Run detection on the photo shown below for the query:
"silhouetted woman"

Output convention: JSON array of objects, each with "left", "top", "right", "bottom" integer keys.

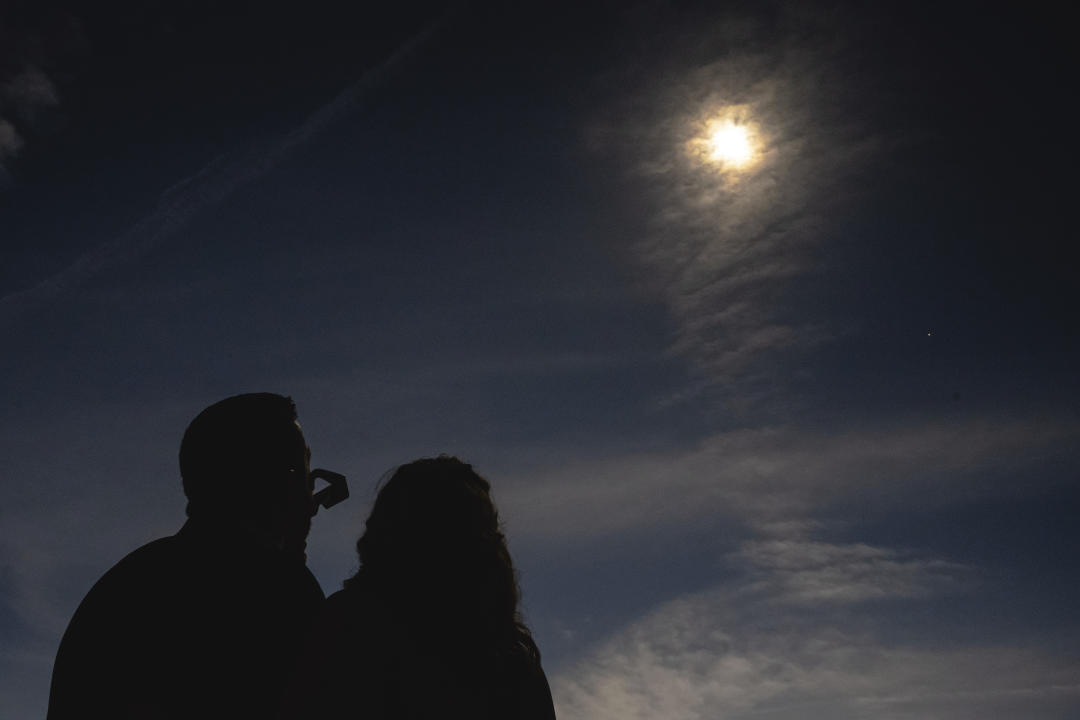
[{"left": 281, "top": 456, "right": 555, "bottom": 719}]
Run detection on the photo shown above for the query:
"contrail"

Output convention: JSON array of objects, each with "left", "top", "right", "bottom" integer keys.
[{"left": 0, "top": 12, "right": 450, "bottom": 326}]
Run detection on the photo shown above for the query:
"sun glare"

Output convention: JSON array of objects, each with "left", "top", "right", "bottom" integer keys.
[
  {"left": 708, "top": 122, "right": 754, "bottom": 168},
  {"left": 686, "top": 107, "right": 763, "bottom": 179}
]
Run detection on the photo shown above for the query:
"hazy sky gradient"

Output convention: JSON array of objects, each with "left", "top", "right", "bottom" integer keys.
[{"left": 2, "top": 2, "right": 1077, "bottom": 717}]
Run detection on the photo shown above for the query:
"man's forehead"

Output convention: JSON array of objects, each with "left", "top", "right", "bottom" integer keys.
[{"left": 291, "top": 420, "right": 311, "bottom": 463}]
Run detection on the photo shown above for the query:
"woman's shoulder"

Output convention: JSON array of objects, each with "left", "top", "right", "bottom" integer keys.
[
  {"left": 320, "top": 587, "right": 377, "bottom": 634},
  {"left": 321, "top": 588, "right": 354, "bottom": 616},
  {"left": 514, "top": 658, "right": 557, "bottom": 720},
  {"left": 318, "top": 585, "right": 396, "bottom": 653}
]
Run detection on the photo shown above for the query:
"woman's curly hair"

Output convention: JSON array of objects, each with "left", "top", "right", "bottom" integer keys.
[{"left": 345, "top": 456, "right": 539, "bottom": 662}]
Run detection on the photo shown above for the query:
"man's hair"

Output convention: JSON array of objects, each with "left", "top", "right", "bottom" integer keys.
[{"left": 179, "top": 393, "right": 302, "bottom": 517}]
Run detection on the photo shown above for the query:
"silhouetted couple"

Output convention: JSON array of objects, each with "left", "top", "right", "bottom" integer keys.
[{"left": 47, "top": 393, "right": 555, "bottom": 719}]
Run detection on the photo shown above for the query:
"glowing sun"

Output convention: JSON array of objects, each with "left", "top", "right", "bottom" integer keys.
[{"left": 707, "top": 122, "right": 754, "bottom": 168}]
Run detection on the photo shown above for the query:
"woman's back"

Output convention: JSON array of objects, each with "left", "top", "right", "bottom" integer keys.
[
  {"left": 290, "top": 586, "right": 555, "bottom": 720},
  {"left": 281, "top": 457, "right": 556, "bottom": 720}
]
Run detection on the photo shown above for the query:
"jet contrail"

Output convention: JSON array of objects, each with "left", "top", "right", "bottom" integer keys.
[{"left": 0, "top": 12, "right": 450, "bottom": 326}]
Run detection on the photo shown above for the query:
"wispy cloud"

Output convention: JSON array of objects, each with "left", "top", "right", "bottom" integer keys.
[
  {"left": 593, "top": 7, "right": 883, "bottom": 396},
  {"left": 2, "top": 66, "right": 60, "bottom": 124},
  {"left": 0, "top": 66, "right": 61, "bottom": 187},
  {"left": 0, "top": 118, "right": 23, "bottom": 165}
]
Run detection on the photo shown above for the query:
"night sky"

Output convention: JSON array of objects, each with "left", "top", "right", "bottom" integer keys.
[{"left": 2, "top": 2, "right": 1078, "bottom": 717}]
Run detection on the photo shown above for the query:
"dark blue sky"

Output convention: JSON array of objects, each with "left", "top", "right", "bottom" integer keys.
[{"left": 2, "top": 2, "right": 1078, "bottom": 717}]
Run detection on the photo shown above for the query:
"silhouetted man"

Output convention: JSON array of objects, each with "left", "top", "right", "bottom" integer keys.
[{"left": 48, "top": 393, "right": 325, "bottom": 719}]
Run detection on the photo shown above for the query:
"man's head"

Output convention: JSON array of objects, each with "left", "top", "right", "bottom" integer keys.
[{"left": 179, "top": 393, "right": 312, "bottom": 551}]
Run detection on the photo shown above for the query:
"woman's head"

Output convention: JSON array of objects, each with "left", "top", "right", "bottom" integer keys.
[{"left": 348, "top": 456, "right": 534, "bottom": 657}]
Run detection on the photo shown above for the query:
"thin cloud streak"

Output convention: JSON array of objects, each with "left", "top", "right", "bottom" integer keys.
[
  {"left": 0, "top": 14, "right": 448, "bottom": 325},
  {"left": 730, "top": 539, "right": 972, "bottom": 604},
  {"left": 500, "top": 415, "right": 1078, "bottom": 543}
]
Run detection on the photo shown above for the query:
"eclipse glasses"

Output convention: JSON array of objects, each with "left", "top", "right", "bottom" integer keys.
[{"left": 310, "top": 468, "right": 349, "bottom": 516}]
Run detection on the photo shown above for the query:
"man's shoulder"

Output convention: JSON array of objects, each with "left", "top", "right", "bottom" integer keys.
[
  {"left": 111, "top": 533, "right": 183, "bottom": 568},
  {"left": 76, "top": 525, "right": 323, "bottom": 622},
  {"left": 70, "top": 534, "right": 182, "bottom": 615},
  {"left": 100, "top": 533, "right": 183, "bottom": 581},
  {"left": 53, "top": 534, "right": 180, "bottom": 663}
]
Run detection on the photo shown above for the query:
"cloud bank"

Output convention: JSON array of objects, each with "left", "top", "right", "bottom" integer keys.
[{"left": 553, "top": 553, "right": 1078, "bottom": 720}]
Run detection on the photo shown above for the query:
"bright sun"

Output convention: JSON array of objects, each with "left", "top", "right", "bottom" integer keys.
[{"left": 707, "top": 122, "right": 754, "bottom": 167}]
